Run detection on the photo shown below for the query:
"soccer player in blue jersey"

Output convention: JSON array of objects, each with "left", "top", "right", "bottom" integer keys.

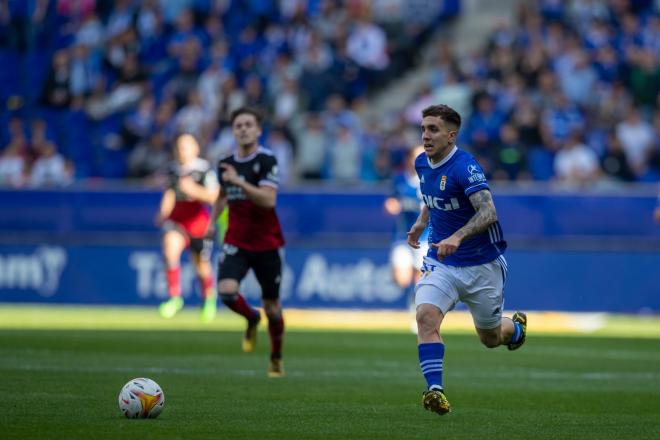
[
  {"left": 384, "top": 146, "right": 428, "bottom": 297},
  {"left": 407, "top": 104, "right": 527, "bottom": 416}
]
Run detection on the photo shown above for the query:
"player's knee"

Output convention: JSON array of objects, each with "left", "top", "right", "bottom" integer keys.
[
  {"left": 263, "top": 301, "right": 281, "bottom": 319},
  {"left": 162, "top": 253, "right": 179, "bottom": 268},
  {"left": 219, "top": 293, "right": 238, "bottom": 306},
  {"left": 266, "top": 311, "right": 282, "bottom": 323},
  {"left": 416, "top": 311, "right": 438, "bottom": 337}
]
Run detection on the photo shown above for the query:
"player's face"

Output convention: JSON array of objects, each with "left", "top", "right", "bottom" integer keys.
[
  {"left": 175, "top": 134, "right": 199, "bottom": 164},
  {"left": 421, "top": 116, "right": 457, "bottom": 163},
  {"left": 232, "top": 113, "right": 262, "bottom": 148}
]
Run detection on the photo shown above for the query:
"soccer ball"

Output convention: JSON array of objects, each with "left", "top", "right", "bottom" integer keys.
[{"left": 118, "top": 378, "right": 165, "bottom": 419}]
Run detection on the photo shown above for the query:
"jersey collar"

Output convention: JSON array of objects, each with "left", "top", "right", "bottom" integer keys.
[
  {"left": 234, "top": 146, "right": 263, "bottom": 163},
  {"left": 427, "top": 145, "right": 457, "bottom": 169}
]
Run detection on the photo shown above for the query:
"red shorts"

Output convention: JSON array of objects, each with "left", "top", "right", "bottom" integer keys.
[{"left": 167, "top": 201, "right": 210, "bottom": 238}]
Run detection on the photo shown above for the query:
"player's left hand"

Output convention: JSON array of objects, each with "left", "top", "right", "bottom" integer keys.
[
  {"left": 220, "top": 163, "right": 240, "bottom": 184},
  {"left": 432, "top": 235, "right": 461, "bottom": 260}
]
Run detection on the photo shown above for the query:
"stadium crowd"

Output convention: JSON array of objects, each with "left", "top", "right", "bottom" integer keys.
[{"left": 0, "top": 0, "right": 658, "bottom": 188}]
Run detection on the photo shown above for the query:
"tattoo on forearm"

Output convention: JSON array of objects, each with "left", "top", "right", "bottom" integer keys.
[{"left": 456, "top": 190, "right": 497, "bottom": 240}]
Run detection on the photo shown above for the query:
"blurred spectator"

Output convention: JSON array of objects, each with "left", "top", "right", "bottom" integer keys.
[
  {"left": 294, "top": 113, "right": 327, "bottom": 180},
  {"left": 87, "top": 53, "right": 147, "bottom": 120},
  {"left": 127, "top": 131, "right": 170, "bottom": 180},
  {"left": 196, "top": 40, "right": 233, "bottom": 115},
  {"left": 461, "top": 92, "right": 506, "bottom": 154},
  {"left": 628, "top": 48, "right": 660, "bottom": 110},
  {"left": 163, "top": 37, "right": 203, "bottom": 105},
  {"left": 175, "top": 90, "right": 211, "bottom": 139},
  {"left": 601, "top": 132, "right": 636, "bottom": 182},
  {"left": 556, "top": 48, "right": 598, "bottom": 107},
  {"left": 216, "top": 74, "right": 246, "bottom": 124},
  {"left": 273, "top": 76, "right": 300, "bottom": 124},
  {"left": 404, "top": 85, "right": 434, "bottom": 125},
  {"left": 28, "top": 140, "right": 73, "bottom": 187},
  {"left": 0, "top": 139, "right": 27, "bottom": 187},
  {"left": 206, "top": 124, "right": 236, "bottom": 166},
  {"left": 106, "top": 0, "right": 134, "bottom": 38},
  {"left": 431, "top": 69, "right": 472, "bottom": 123},
  {"left": 121, "top": 95, "right": 156, "bottom": 149},
  {"left": 322, "top": 94, "right": 360, "bottom": 135},
  {"left": 40, "top": 50, "right": 72, "bottom": 109},
  {"left": 616, "top": 108, "right": 654, "bottom": 177},
  {"left": 243, "top": 74, "right": 269, "bottom": 109},
  {"left": 69, "top": 44, "right": 99, "bottom": 106},
  {"left": 346, "top": 14, "right": 389, "bottom": 73},
  {"left": 553, "top": 131, "right": 602, "bottom": 186},
  {"left": 152, "top": 98, "right": 177, "bottom": 143},
  {"left": 540, "top": 93, "right": 585, "bottom": 151},
  {"left": 494, "top": 123, "right": 529, "bottom": 181},
  {"left": 327, "top": 123, "right": 361, "bottom": 183}
]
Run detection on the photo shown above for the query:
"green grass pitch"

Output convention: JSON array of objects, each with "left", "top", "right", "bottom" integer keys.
[{"left": 1, "top": 306, "right": 659, "bottom": 440}]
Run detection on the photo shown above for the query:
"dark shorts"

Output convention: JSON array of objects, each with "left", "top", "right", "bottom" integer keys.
[
  {"left": 163, "top": 220, "right": 212, "bottom": 260},
  {"left": 218, "top": 244, "right": 282, "bottom": 300}
]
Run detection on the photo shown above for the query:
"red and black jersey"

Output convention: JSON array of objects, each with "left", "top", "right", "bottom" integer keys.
[
  {"left": 166, "top": 158, "right": 218, "bottom": 238},
  {"left": 219, "top": 147, "right": 285, "bottom": 252}
]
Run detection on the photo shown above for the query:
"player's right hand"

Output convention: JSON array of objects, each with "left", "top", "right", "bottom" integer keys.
[
  {"left": 205, "top": 223, "right": 216, "bottom": 239},
  {"left": 407, "top": 222, "right": 425, "bottom": 249}
]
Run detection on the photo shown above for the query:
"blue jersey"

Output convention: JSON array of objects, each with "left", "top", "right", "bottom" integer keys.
[
  {"left": 415, "top": 147, "right": 506, "bottom": 267},
  {"left": 391, "top": 172, "right": 428, "bottom": 242}
]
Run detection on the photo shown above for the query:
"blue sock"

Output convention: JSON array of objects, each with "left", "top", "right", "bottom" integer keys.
[
  {"left": 511, "top": 321, "right": 522, "bottom": 344},
  {"left": 418, "top": 342, "right": 444, "bottom": 390}
]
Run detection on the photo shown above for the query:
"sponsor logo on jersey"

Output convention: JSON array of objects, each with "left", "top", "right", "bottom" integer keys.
[
  {"left": 226, "top": 185, "right": 247, "bottom": 201},
  {"left": 267, "top": 165, "right": 279, "bottom": 183},
  {"left": 467, "top": 164, "right": 486, "bottom": 184},
  {"left": 440, "top": 175, "right": 446, "bottom": 191},
  {"left": 422, "top": 194, "right": 460, "bottom": 211}
]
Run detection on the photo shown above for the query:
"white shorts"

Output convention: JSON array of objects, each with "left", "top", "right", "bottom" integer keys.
[
  {"left": 390, "top": 240, "right": 428, "bottom": 271},
  {"left": 415, "top": 255, "right": 508, "bottom": 329}
]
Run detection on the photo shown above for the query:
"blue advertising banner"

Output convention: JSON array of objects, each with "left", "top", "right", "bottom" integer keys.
[
  {"left": 1, "top": 188, "right": 659, "bottom": 242},
  {"left": 0, "top": 244, "right": 405, "bottom": 309},
  {"left": 0, "top": 244, "right": 658, "bottom": 312}
]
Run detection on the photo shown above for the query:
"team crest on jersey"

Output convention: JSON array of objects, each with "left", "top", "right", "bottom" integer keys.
[
  {"left": 440, "top": 175, "right": 447, "bottom": 191},
  {"left": 253, "top": 163, "right": 260, "bottom": 174},
  {"left": 420, "top": 175, "right": 425, "bottom": 184}
]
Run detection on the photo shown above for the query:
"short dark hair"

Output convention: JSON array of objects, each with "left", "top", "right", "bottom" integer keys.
[
  {"left": 421, "top": 104, "right": 461, "bottom": 130},
  {"left": 230, "top": 107, "right": 262, "bottom": 126}
]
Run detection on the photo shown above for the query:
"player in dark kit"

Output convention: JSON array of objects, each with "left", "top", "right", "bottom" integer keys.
[
  {"left": 157, "top": 133, "right": 219, "bottom": 322},
  {"left": 209, "top": 107, "right": 286, "bottom": 377}
]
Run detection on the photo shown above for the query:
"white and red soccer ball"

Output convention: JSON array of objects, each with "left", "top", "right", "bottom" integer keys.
[{"left": 118, "top": 378, "right": 165, "bottom": 419}]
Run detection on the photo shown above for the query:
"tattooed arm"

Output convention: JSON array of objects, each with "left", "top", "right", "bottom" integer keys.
[
  {"left": 455, "top": 190, "right": 498, "bottom": 241},
  {"left": 432, "top": 189, "right": 498, "bottom": 259}
]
